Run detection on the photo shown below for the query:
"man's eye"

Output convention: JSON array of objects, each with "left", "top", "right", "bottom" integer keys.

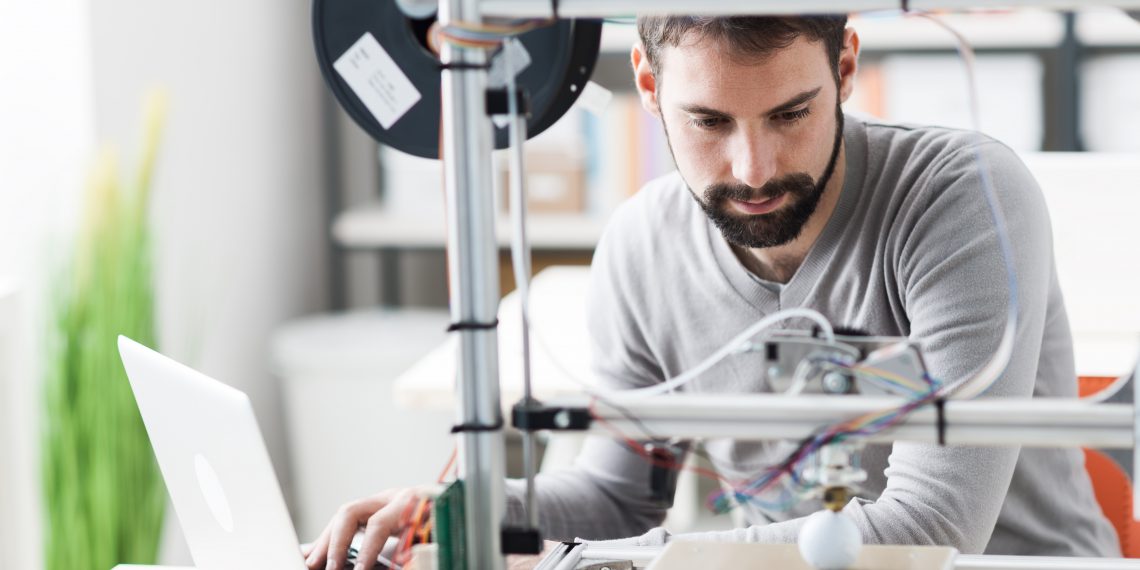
[
  {"left": 689, "top": 117, "right": 725, "bottom": 130},
  {"left": 777, "top": 108, "right": 812, "bottom": 123}
]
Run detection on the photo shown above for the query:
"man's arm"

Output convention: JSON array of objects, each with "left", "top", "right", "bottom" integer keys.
[{"left": 590, "top": 140, "right": 1054, "bottom": 553}]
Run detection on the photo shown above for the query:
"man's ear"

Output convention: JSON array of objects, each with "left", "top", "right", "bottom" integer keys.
[
  {"left": 837, "top": 27, "right": 860, "bottom": 104},
  {"left": 631, "top": 43, "right": 661, "bottom": 117}
]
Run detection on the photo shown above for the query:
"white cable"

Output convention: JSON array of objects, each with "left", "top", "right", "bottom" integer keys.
[
  {"left": 529, "top": 308, "right": 837, "bottom": 401},
  {"left": 504, "top": 38, "right": 533, "bottom": 402},
  {"left": 786, "top": 360, "right": 813, "bottom": 396},
  {"left": 911, "top": 12, "right": 1020, "bottom": 401},
  {"left": 503, "top": 37, "right": 540, "bottom": 529},
  {"left": 1082, "top": 346, "right": 1140, "bottom": 404},
  {"left": 618, "top": 308, "right": 835, "bottom": 398}
]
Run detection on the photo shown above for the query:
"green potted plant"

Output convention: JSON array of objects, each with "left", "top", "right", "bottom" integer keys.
[{"left": 42, "top": 91, "right": 169, "bottom": 570}]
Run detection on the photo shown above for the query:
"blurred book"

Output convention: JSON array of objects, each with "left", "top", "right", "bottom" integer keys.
[
  {"left": 582, "top": 95, "right": 675, "bottom": 216},
  {"left": 853, "top": 53, "right": 1044, "bottom": 151}
]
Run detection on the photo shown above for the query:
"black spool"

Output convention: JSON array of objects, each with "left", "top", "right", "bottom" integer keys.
[{"left": 312, "top": 0, "right": 603, "bottom": 159}]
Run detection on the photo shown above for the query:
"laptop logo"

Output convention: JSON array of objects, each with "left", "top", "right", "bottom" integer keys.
[{"left": 194, "top": 453, "right": 235, "bottom": 532}]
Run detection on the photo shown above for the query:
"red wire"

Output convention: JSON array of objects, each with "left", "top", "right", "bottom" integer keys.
[
  {"left": 395, "top": 497, "right": 431, "bottom": 565},
  {"left": 438, "top": 447, "right": 458, "bottom": 483},
  {"left": 588, "top": 398, "right": 740, "bottom": 488}
]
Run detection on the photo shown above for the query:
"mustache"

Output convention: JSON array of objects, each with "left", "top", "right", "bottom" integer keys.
[{"left": 703, "top": 173, "right": 816, "bottom": 205}]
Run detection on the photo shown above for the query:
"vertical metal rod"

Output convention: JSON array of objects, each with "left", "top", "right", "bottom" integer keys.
[
  {"left": 505, "top": 47, "right": 539, "bottom": 527},
  {"left": 1054, "top": 11, "right": 1083, "bottom": 151},
  {"left": 439, "top": 0, "right": 507, "bottom": 568}
]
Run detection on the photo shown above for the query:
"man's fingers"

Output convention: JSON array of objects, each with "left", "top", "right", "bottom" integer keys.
[
  {"left": 306, "top": 524, "right": 333, "bottom": 569},
  {"left": 353, "top": 501, "right": 406, "bottom": 570},
  {"left": 326, "top": 499, "right": 385, "bottom": 570}
]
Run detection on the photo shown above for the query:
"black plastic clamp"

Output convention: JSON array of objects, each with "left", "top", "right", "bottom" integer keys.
[
  {"left": 512, "top": 403, "right": 592, "bottom": 431},
  {"left": 451, "top": 417, "right": 504, "bottom": 434},
  {"left": 486, "top": 87, "right": 531, "bottom": 117},
  {"left": 501, "top": 527, "right": 545, "bottom": 555}
]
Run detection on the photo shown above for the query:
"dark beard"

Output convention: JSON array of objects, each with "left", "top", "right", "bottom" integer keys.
[{"left": 671, "top": 102, "right": 845, "bottom": 250}]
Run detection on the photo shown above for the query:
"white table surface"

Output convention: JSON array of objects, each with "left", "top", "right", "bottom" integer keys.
[{"left": 395, "top": 266, "right": 1139, "bottom": 411}]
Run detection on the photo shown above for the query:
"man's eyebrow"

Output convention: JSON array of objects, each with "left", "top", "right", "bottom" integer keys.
[
  {"left": 766, "top": 87, "right": 823, "bottom": 115},
  {"left": 679, "top": 86, "right": 824, "bottom": 118}
]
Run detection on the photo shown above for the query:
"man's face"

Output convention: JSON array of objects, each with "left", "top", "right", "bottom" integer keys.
[{"left": 650, "top": 35, "right": 845, "bottom": 249}]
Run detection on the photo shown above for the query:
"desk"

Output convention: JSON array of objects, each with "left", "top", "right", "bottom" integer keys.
[
  {"left": 394, "top": 266, "right": 597, "bottom": 411},
  {"left": 112, "top": 566, "right": 194, "bottom": 569},
  {"left": 394, "top": 266, "right": 1140, "bottom": 412}
]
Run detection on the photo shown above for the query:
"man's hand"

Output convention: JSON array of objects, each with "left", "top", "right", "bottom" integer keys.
[{"left": 303, "top": 487, "right": 429, "bottom": 570}]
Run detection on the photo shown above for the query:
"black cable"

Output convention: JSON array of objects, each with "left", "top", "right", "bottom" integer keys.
[
  {"left": 451, "top": 417, "right": 505, "bottom": 433},
  {"left": 438, "top": 62, "right": 493, "bottom": 71},
  {"left": 935, "top": 397, "right": 947, "bottom": 446},
  {"left": 447, "top": 319, "right": 499, "bottom": 332}
]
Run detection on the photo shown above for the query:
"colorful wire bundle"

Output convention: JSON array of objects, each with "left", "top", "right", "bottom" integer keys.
[
  {"left": 437, "top": 18, "right": 553, "bottom": 50},
  {"left": 705, "top": 372, "right": 942, "bottom": 515},
  {"left": 586, "top": 362, "right": 946, "bottom": 516}
]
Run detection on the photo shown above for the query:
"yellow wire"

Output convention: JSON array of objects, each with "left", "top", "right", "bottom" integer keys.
[{"left": 851, "top": 364, "right": 927, "bottom": 392}]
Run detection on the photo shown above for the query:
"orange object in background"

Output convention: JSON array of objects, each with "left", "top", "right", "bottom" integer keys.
[
  {"left": 1080, "top": 376, "right": 1121, "bottom": 398},
  {"left": 1079, "top": 376, "right": 1138, "bottom": 558}
]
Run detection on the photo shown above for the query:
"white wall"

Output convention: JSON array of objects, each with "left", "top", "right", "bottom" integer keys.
[
  {"left": 0, "top": 0, "right": 94, "bottom": 567},
  {"left": 88, "top": 0, "right": 329, "bottom": 563}
]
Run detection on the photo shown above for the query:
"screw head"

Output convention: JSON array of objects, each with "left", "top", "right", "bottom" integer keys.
[
  {"left": 554, "top": 410, "right": 571, "bottom": 429},
  {"left": 822, "top": 371, "right": 851, "bottom": 394}
]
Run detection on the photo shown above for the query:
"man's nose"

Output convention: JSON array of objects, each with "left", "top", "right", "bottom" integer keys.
[{"left": 730, "top": 133, "right": 778, "bottom": 190}]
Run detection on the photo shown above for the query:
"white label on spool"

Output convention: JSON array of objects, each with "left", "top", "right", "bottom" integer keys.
[{"left": 334, "top": 32, "right": 422, "bottom": 129}]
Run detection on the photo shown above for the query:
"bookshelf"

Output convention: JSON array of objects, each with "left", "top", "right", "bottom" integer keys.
[
  {"left": 334, "top": 203, "right": 608, "bottom": 250},
  {"left": 327, "top": 9, "right": 1140, "bottom": 307},
  {"left": 598, "top": 10, "right": 1069, "bottom": 52}
]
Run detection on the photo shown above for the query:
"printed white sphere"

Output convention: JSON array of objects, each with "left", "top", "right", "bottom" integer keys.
[{"left": 798, "top": 509, "right": 863, "bottom": 569}]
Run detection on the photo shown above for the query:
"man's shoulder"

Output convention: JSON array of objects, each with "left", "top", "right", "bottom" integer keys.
[
  {"left": 855, "top": 116, "right": 1035, "bottom": 213},
  {"left": 860, "top": 116, "right": 1016, "bottom": 174}
]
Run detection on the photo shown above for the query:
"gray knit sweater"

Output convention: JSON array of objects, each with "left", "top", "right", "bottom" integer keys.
[{"left": 505, "top": 115, "right": 1120, "bottom": 557}]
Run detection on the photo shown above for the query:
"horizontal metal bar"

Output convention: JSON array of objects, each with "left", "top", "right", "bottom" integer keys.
[
  {"left": 480, "top": 0, "right": 1140, "bottom": 18},
  {"left": 956, "top": 554, "right": 1140, "bottom": 569},
  {"left": 557, "top": 394, "right": 1136, "bottom": 448},
  {"left": 580, "top": 545, "right": 1140, "bottom": 569},
  {"left": 594, "top": 419, "right": 1134, "bottom": 448},
  {"left": 573, "top": 393, "right": 1133, "bottom": 424}
]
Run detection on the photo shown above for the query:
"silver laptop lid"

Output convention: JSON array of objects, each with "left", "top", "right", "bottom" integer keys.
[{"left": 118, "top": 336, "right": 305, "bottom": 570}]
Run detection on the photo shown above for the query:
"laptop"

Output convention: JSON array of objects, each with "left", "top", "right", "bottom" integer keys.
[{"left": 119, "top": 336, "right": 313, "bottom": 570}]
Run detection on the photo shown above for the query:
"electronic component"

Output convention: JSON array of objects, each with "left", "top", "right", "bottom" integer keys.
[
  {"left": 646, "top": 441, "right": 684, "bottom": 508},
  {"left": 432, "top": 480, "right": 467, "bottom": 570},
  {"left": 751, "top": 331, "right": 931, "bottom": 397}
]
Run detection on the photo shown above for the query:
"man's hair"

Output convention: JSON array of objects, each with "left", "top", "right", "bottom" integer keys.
[{"left": 637, "top": 15, "right": 849, "bottom": 81}]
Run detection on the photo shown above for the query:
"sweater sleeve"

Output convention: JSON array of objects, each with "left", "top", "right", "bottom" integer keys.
[
  {"left": 592, "top": 140, "right": 1056, "bottom": 553},
  {"left": 503, "top": 196, "right": 684, "bottom": 541}
]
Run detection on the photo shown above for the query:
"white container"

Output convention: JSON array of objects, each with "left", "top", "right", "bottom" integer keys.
[
  {"left": 271, "top": 309, "right": 454, "bottom": 541},
  {"left": 0, "top": 281, "right": 40, "bottom": 570}
]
